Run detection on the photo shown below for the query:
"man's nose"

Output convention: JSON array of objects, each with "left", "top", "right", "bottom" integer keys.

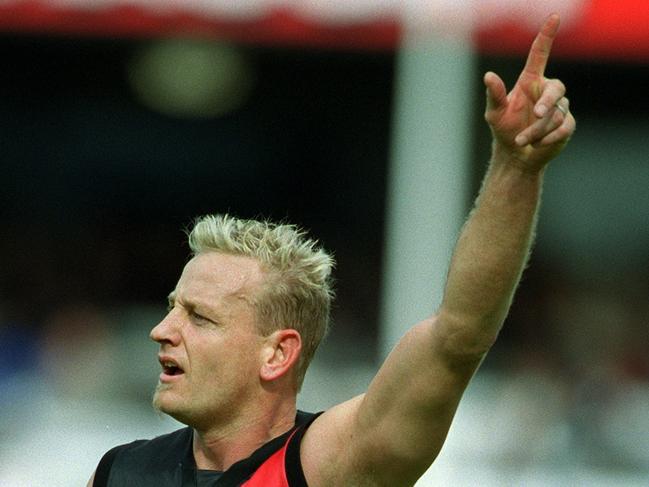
[{"left": 150, "top": 311, "right": 182, "bottom": 346}]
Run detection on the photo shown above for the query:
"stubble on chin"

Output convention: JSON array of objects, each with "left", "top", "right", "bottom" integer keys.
[
  {"left": 152, "top": 382, "right": 170, "bottom": 413},
  {"left": 152, "top": 383, "right": 195, "bottom": 426}
]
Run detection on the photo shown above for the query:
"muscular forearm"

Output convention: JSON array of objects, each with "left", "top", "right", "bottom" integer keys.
[
  {"left": 437, "top": 145, "right": 544, "bottom": 359},
  {"left": 431, "top": 14, "right": 574, "bottom": 362}
]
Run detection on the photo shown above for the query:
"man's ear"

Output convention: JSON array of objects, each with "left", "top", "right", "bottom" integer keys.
[{"left": 259, "top": 329, "right": 302, "bottom": 383}]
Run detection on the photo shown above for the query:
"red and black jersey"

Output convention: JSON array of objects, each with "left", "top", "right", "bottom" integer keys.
[{"left": 93, "top": 411, "right": 318, "bottom": 487}]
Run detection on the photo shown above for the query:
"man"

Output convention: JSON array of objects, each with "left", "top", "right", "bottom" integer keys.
[{"left": 89, "top": 13, "right": 575, "bottom": 487}]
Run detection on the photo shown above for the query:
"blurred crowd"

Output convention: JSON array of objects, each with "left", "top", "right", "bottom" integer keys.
[{"left": 1, "top": 260, "right": 647, "bottom": 485}]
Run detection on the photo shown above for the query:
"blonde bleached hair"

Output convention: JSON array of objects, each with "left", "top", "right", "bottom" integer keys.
[{"left": 187, "top": 214, "right": 335, "bottom": 389}]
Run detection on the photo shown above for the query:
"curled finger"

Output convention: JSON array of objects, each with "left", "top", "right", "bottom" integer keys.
[
  {"left": 534, "top": 78, "right": 566, "bottom": 118},
  {"left": 516, "top": 98, "right": 568, "bottom": 146},
  {"left": 532, "top": 112, "right": 576, "bottom": 147},
  {"left": 554, "top": 96, "right": 570, "bottom": 117}
]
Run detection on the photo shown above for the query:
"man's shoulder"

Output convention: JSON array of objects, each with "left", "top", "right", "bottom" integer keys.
[
  {"left": 124, "top": 426, "right": 192, "bottom": 453},
  {"left": 94, "top": 426, "right": 192, "bottom": 486},
  {"left": 110, "top": 426, "right": 192, "bottom": 464}
]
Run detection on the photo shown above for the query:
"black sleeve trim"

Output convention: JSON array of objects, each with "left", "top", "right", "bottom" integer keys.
[
  {"left": 285, "top": 411, "right": 322, "bottom": 487},
  {"left": 93, "top": 444, "right": 123, "bottom": 487}
]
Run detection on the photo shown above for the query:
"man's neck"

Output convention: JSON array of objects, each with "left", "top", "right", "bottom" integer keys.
[{"left": 192, "top": 401, "right": 297, "bottom": 471}]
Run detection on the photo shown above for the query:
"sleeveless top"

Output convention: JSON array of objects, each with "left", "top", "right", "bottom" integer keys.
[{"left": 93, "top": 411, "right": 318, "bottom": 487}]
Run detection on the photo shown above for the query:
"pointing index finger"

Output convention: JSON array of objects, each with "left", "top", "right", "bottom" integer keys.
[{"left": 523, "top": 13, "right": 560, "bottom": 77}]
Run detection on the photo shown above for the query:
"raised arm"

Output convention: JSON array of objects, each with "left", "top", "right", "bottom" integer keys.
[
  {"left": 439, "top": 12, "right": 574, "bottom": 356},
  {"left": 302, "top": 13, "right": 575, "bottom": 487}
]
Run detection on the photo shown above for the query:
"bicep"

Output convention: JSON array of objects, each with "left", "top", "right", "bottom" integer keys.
[
  {"left": 303, "top": 317, "right": 483, "bottom": 486},
  {"left": 360, "top": 319, "right": 480, "bottom": 463}
]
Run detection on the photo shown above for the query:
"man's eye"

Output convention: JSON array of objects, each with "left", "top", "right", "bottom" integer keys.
[{"left": 190, "top": 311, "right": 210, "bottom": 323}]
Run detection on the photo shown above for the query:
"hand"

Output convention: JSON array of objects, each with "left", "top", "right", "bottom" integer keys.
[{"left": 484, "top": 13, "right": 576, "bottom": 172}]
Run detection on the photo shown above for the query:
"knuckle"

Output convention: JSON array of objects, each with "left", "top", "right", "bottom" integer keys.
[
  {"left": 549, "top": 78, "right": 565, "bottom": 92},
  {"left": 556, "top": 125, "right": 572, "bottom": 140}
]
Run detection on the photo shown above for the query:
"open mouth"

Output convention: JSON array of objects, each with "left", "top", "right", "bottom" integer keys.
[
  {"left": 159, "top": 358, "right": 185, "bottom": 379},
  {"left": 163, "top": 363, "right": 184, "bottom": 376}
]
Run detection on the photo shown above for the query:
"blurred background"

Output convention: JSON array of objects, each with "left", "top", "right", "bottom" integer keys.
[{"left": 0, "top": 1, "right": 647, "bottom": 485}]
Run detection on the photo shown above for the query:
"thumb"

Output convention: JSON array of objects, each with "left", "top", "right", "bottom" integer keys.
[{"left": 484, "top": 71, "right": 507, "bottom": 113}]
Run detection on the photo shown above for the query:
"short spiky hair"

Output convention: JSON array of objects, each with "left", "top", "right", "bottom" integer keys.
[{"left": 187, "top": 214, "right": 335, "bottom": 389}]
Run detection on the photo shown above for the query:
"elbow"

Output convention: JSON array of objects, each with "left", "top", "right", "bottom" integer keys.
[{"left": 429, "top": 311, "right": 502, "bottom": 365}]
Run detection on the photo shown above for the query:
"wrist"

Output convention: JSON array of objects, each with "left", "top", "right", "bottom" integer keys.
[{"left": 490, "top": 141, "right": 549, "bottom": 178}]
